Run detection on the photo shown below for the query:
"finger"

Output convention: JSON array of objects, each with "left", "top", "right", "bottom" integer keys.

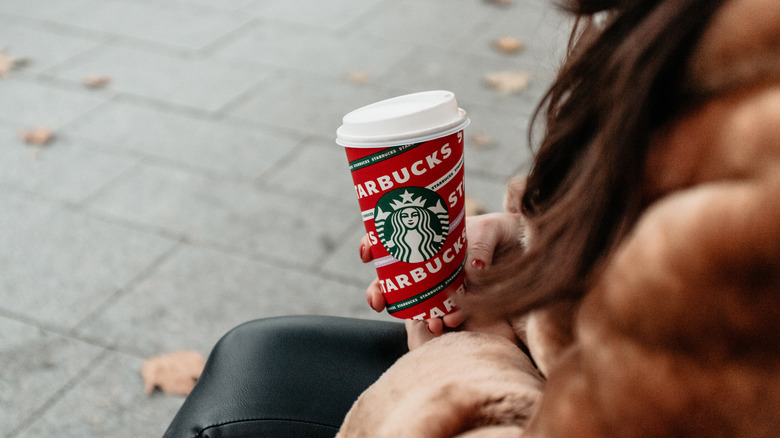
[
  {"left": 365, "top": 278, "right": 386, "bottom": 312},
  {"left": 426, "top": 317, "right": 444, "bottom": 335},
  {"left": 465, "top": 214, "right": 504, "bottom": 272},
  {"left": 405, "top": 319, "right": 436, "bottom": 350},
  {"left": 359, "top": 234, "right": 374, "bottom": 263},
  {"left": 442, "top": 310, "right": 467, "bottom": 329}
]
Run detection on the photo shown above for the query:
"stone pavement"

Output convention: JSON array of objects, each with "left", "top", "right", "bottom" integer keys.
[{"left": 0, "top": 0, "right": 570, "bottom": 436}]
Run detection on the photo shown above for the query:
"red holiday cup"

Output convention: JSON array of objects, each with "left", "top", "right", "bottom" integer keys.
[{"left": 336, "top": 91, "right": 470, "bottom": 320}]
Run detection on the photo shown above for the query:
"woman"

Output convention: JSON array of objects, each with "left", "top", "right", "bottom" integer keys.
[{"left": 344, "top": 0, "right": 780, "bottom": 436}]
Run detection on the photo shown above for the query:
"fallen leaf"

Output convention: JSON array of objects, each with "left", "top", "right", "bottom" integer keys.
[
  {"left": 0, "top": 51, "right": 15, "bottom": 77},
  {"left": 19, "top": 127, "right": 54, "bottom": 146},
  {"left": 0, "top": 49, "right": 30, "bottom": 77},
  {"left": 347, "top": 70, "right": 370, "bottom": 85},
  {"left": 83, "top": 75, "right": 111, "bottom": 89},
  {"left": 141, "top": 350, "right": 206, "bottom": 396},
  {"left": 492, "top": 36, "right": 526, "bottom": 55},
  {"left": 468, "top": 131, "right": 497, "bottom": 149},
  {"left": 465, "top": 197, "right": 488, "bottom": 216},
  {"left": 483, "top": 71, "right": 532, "bottom": 94}
]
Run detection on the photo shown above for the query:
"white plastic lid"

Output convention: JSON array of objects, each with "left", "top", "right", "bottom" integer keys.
[{"left": 336, "top": 90, "right": 469, "bottom": 148}]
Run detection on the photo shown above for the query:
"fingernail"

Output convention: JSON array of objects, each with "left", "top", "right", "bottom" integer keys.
[
  {"left": 471, "top": 259, "right": 485, "bottom": 270},
  {"left": 368, "top": 295, "right": 374, "bottom": 309},
  {"left": 359, "top": 244, "right": 365, "bottom": 259},
  {"left": 427, "top": 324, "right": 435, "bottom": 335}
]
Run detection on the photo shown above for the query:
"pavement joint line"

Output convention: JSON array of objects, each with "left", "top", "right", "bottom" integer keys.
[
  {"left": 78, "top": 207, "right": 190, "bottom": 244},
  {"left": 196, "top": 15, "right": 264, "bottom": 56},
  {"left": 70, "top": 241, "right": 184, "bottom": 335},
  {"left": 7, "top": 73, "right": 112, "bottom": 104},
  {"left": 0, "top": 15, "right": 112, "bottom": 49},
  {"left": 251, "top": 135, "right": 312, "bottom": 183},
  {"left": 60, "top": 202, "right": 335, "bottom": 277},
  {"left": 110, "top": 92, "right": 229, "bottom": 121},
  {"left": 0, "top": 308, "right": 129, "bottom": 358},
  {"left": 0, "top": 182, "right": 84, "bottom": 212},
  {"left": 308, "top": 215, "right": 365, "bottom": 274},
  {"left": 38, "top": 36, "right": 120, "bottom": 76},
  {"left": 212, "top": 69, "right": 280, "bottom": 117},
  {"left": 5, "top": 349, "right": 113, "bottom": 438},
  {"left": 76, "top": 158, "right": 148, "bottom": 207},
  {"left": 29, "top": 16, "right": 229, "bottom": 56}
]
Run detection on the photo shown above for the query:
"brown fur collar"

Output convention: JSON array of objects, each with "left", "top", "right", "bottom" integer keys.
[{"left": 685, "top": 0, "right": 780, "bottom": 95}]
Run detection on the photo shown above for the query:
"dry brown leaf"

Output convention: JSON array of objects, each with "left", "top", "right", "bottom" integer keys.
[
  {"left": 19, "top": 127, "right": 54, "bottom": 146},
  {"left": 141, "top": 350, "right": 206, "bottom": 396},
  {"left": 0, "top": 51, "right": 15, "bottom": 77},
  {"left": 483, "top": 71, "right": 532, "bottom": 94},
  {"left": 0, "top": 50, "right": 30, "bottom": 77},
  {"left": 347, "top": 70, "right": 371, "bottom": 85},
  {"left": 492, "top": 36, "right": 526, "bottom": 55},
  {"left": 465, "top": 197, "right": 488, "bottom": 216},
  {"left": 83, "top": 75, "right": 111, "bottom": 89},
  {"left": 468, "top": 131, "right": 497, "bottom": 149}
]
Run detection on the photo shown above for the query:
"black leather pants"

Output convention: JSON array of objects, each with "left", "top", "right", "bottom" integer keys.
[{"left": 163, "top": 316, "right": 408, "bottom": 438}]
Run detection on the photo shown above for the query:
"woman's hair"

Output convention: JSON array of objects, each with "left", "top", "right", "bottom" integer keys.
[
  {"left": 390, "top": 207, "right": 439, "bottom": 262},
  {"left": 463, "top": 0, "right": 727, "bottom": 318}
]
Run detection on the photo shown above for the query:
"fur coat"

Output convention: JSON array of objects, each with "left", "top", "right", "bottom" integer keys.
[{"left": 338, "top": 0, "right": 780, "bottom": 436}]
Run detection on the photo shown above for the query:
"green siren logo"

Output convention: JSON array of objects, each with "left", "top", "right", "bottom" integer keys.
[{"left": 374, "top": 187, "right": 449, "bottom": 263}]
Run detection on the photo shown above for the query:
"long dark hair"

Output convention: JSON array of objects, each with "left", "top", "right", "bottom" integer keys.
[{"left": 463, "top": 0, "right": 727, "bottom": 318}]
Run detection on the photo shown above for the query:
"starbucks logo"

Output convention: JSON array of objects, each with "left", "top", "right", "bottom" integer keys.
[{"left": 374, "top": 187, "right": 449, "bottom": 263}]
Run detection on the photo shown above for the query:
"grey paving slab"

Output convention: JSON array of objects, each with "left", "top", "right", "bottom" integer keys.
[
  {"left": 0, "top": 125, "right": 139, "bottom": 203},
  {"left": 46, "top": 42, "right": 269, "bottom": 112},
  {"left": 0, "top": 0, "right": 92, "bottom": 20},
  {"left": 464, "top": 172, "right": 511, "bottom": 214},
  {"left": 455, "top": 0, "right": 571, "bottom": 67},
  {"left": 173, "top": 0, "right": 255, "bottom": 11},
  {"left": 381, "top": 46, "right": 553, "bottom": 114},
  {"left": 84, "top": 162, "right": 356, "bottom": 265},
  {"left": 0, "top": 317, "right": 104, "bottom": 433},
  {"left": 0, "top": 191, "right": 176, "bottom": 329},
  {"left": 241, "top": 0, "right": 387, "bottom": 30},
  {"left": 462, "top": 101, "right": 535, "bottom": 179},
  {"left": 349, "top": 0, "right": 493, "bottom": 50},
  {"left": 263, "top": 136, "right": 357, "bottom": 203},
  {"left": 14, "top": 352, "right": 184, "bottom": 438},
  {"left": 227, "top": 72, "right": 400, "bottom": 138},
  {"left": 64, "top": 100, "right": 300, "bottom": 180},
  {"left": 319, "top": 223, "right": 381, "bottom": 286},
  {"left": 48, "top": 0, "right": 252, "bottom": 51},
  {"left": 0, "top": 78, "right": 106, "bottom": 129},
  {"left": 76, "top": 245, "right": 387, "bottom": 357},
  {"left": 210, "top": 19, "right": 416, "bottom": 81},
  {"left": 0, "top": 17, "right": 106, "bottom": 75}
]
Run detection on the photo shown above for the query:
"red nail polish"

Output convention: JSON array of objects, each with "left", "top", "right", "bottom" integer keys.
[
  {"left": 360, "top": 245, "right": 365, "bottom": 259},
  {"left": 471, "top": 259, "right": 485, "bottom": 269}
]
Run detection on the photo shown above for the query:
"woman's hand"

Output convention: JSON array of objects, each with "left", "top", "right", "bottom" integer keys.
[
  {"left": 360, "top": 235, "right": 467, "bottom": 337},
  {"left": 359, "top": 212, "right": 526, "bottom": 345},
  {"left": 463, "top": 212, "right": 526, "bottom": 284}
]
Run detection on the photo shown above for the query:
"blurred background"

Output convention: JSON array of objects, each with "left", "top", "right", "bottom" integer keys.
[{"left": 0, "top": 0, "right": 571, "bottom": 436}]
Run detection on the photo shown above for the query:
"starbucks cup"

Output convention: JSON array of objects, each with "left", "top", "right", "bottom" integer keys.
[{"left": 337, "top": 91, "right": 470, "bottom": 320}]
